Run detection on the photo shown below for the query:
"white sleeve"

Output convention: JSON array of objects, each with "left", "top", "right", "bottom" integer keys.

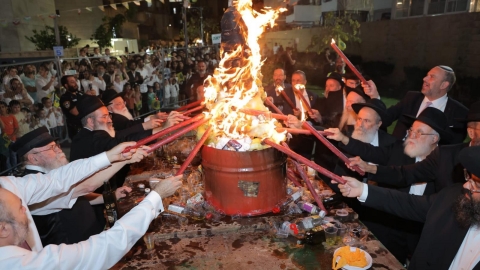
[
  {"left": 357, "top": 183, "right": 369, "bottom": 202},
  {"left": 15, "top": 152, "right": 111, "bottom": 205},
  {"left": 95, "top": 77, "right": 106, "bottom": 90},
  {"left": 0, "top": 192, "right": 164, "bottom": 270},
  {"left": 29, "top": 188, "right": 78, "bottom": 215}
]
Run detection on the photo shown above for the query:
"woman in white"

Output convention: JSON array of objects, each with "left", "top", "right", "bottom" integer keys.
[{"left": 112, "top": 67, "right": 129, "bottom": 93}]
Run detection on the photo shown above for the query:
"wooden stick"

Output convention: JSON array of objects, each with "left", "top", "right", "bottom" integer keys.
[
  {"left": 122, "top": 113, "right": 206, "bottom": 153},
  {"left": 302, "top": 121, "right": 365, "bottom": 176},
  {"left": 239, "top": 108, "right": 288, "bottom": 121},
  {"left": 264, "top": 98, "right": 284, "bottom": 115},
  {"left": 175, "top": 99, "right": 203, "bottom": 112},
  {"left": 292, "top": 85, "right": 313, "bottom": 115},
  {"left": 181, "top": 104, "right": 205, "bottom": 115},
  {"left": 262, "top": 139, "right": 346, "bottom": 184},
  {"left": 175, "top": 126, "right": 212, "bottom": 176},
  {"left": 331, "top": 39, "right": 367, "bottom": 85},
  {"left": 147, "top": 117, "right": 210, "bottom": 154}
]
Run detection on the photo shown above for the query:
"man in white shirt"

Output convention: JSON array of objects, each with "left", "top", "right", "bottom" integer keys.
[
  {"left": 0, "top": 168, "right": 182, "bottom": 269},
  {"left": 81, "top": 70, "right": 105, "bottom": 96},
  {"left": 335, "top": 145, "right": 480, "bottom": 270},
  {"left": 0, "top": 141, "right": 147, "bottom": 252},
  {"left": 136, "top": 59, "right": 153, "bottom": 114},
  {"left": 35, "top": 65, "right": 57, "bottom": 102}
]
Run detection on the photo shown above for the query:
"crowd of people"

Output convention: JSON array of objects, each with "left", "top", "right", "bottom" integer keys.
[{"left": 0, "top": 45, "right": 220, "bottom": 174}]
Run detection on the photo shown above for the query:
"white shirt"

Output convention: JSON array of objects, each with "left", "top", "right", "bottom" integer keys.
[
  {"left": 449, "top": 226, "right": 480, "bottom": 270},
  {"left": 81, "top": 77, "right": 105, "bottom": 96},
  {"left": 409, "top": 157, "right": 427, "bottom": 195},
  {"left": 171, "top": 83, "right": 179, "bottom": 97},
  {"left": 164, "top": 84, "right": 172, "bottom": 99},
  {"left": 416, "top": 94, "right": 448, "bottom": 117},
  {"left": 43, "top": 107, "right": 57, "bottom": 129},
  {"left": 0, "top": 191, "right": 164, "bottom": 270},
  {"left": 0, "top": 152, "right": 111, "bottom": 251},
  {"left": 136, "top": 67, "right": 150, "bottom": 93},
  {"left": 35, "top": 76, "right": 57, "bottom": 102},
  {"left": 113, "top": 79, "right": 128, "bottom": 93}
]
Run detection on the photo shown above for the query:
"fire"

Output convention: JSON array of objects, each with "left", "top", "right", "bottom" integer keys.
[{"left": 202, "top": 0, "right": 286, "bottom": 151}]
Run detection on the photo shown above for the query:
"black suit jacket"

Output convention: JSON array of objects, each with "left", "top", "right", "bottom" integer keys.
[
  {"left": 111, "top": 113, "right": 151, "bottom": 139},
  {"left": 127, "top": 70, "right": 143, "bottom": 86},
  {"left": 364, "top": 184, "right": 480, "bottom": 270},
  {"left": 265, "top": 83, "right": 295, "bottom": 115},
  {"left": 26, "top": 169, "right": 103, "bottom": 246},
  {"left": 313, "top": 90, "right": 344, "bottom": 128},
  {"left": 383, "top": 91, "right": 468, "bottom": 144},
  {"left": 371, "top": 142, "right": 468, "bottom": 192}
]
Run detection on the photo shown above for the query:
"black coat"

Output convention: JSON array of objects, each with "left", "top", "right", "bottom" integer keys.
[
  {"left": 313, "top": 90, "right": 344, "bottom": 129},
  {"left": 126, "top": 70, "right": 143, "bottom": 86},
  {"left": 371, "top": 142, "right": 468, "bottom": 192},
  {"left": 25, "top": 169, "right": 103, "bottom": 246},
  {"left": 339, "top": 138, "right": 428, "bottom": 263},
  {"left": 364, "top": 184, "right": 480, "bottom": 270},
  {"left": 110, "top": 113, "right": 151, "bottom": 139},
  {"left": 382, "top": 91, "right": 468, "bottom": 144}
]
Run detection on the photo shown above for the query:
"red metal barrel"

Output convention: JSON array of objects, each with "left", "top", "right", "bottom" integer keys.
[{"left": 201, "top": 146, "right": 287, "bottom": 216}]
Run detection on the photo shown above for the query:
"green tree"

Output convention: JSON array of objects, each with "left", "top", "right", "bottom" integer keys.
[
  {"left": 180, "top": 15, "right": 220, "bottom": 44},
  {"left": 91, "top": 14, "right": 126, "bottom": 50},
  {"left": 306, "top": 12, "right": 361, "bottom": 54},
  {"left": 25, "top": 25, "right": 80, "bottom": 50}
]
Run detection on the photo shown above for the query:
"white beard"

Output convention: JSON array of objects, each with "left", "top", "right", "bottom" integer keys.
[
  {"left": 352, "top": 127, "right": 377, "bottom": 144},
  {"left": 403, "top": 139, "right": 433, "bottom": 158},
  {"left": 114, "top": 106, "right": 133, "bottom": 120}
]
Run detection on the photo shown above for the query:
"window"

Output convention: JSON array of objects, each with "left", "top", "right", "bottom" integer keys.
[{"left": 394, "top": 0, "right": 471, "bottom": 18}]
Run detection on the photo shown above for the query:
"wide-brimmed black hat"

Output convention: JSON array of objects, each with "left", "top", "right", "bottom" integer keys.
[
  {"left": 11, "top": 127, "right": 54, "bottom": 157},
  {"left": 101, "top": 89, "right": 122, "bottom": 105},
  {"left": 326, "top": 72, "right": 345, "bottom": 89},
  {"left": 345, "top": 85, "right": 371, "bottom": 103},
  {"left": 402, "top": 107, "right": 453, "bottom": 143},
  {"left": 457, "top": 100, "right": 480, "bottom": 123},
  {"left": 459, "top": 145, "right": 480, "bottom": 177},
  {"left": 77, "top": 95, "right": 105, "bottom": 119},
  {"left": 352, "top": 98, "right": 387, "bottom": 121}
]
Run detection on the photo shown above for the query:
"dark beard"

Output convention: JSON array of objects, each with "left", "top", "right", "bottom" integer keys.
[
  {"left": 67, "top": 86, "right": 78, "bottom": 93},
  {"left": 453, "top": 188, "right": 480, "bottom": 228}
]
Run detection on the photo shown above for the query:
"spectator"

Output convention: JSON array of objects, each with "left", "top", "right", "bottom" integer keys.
[
  {"left": 20, "top": 65, "right": 38, "bottom": 102},
  {"left": 35, "top": 65, "right": 57, "bottom": 102},
  {"left": 3, "top": 78, "right": 33, "bottom": 107},
  {"left": 9, "top": 100, "right": 28, "bottom": 138},
  {"left": 163, "top": 78, "right": 172, "bottom": 107},
  {"left": 81, "top": 70, "right": 105, "bottom": 96},
  {"left": 2, "top": 66, "right": 22, "bottom": 93},
  {"left": 41, "top": 97, "right": 58, "bottom": 137},
  {"left": 0, "top": 101, "right": 19, "bottom": 142}
]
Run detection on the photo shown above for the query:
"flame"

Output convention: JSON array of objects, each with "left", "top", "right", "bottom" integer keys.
[
  {"left": 202, "top": 0, "right": 286, "bottom": 149},
  {"left": 293, "top": 84, "right": 307, "bottom": 122},
  {"left": 331, "top": 38, "right": 335, "bottom": 44}
]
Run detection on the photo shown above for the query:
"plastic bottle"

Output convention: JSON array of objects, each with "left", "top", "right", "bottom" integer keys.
[
  {"left": 272, "top": 189, "right": 303, "bottom": 213},
  {"left": 289, "top": 215, "right": 323, "bottom": 236},
  {"left": 102, "top": 181, "right": 118, "bottom": 227},
  {"left": 297, "top": 201, "right": 319, "bottom": 215}
]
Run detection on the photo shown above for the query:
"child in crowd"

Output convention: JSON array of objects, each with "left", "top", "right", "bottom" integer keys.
[
  {"left": 133, "top": 83, "right": 142, "bottom": 118},
  {"left": 163, "top": 78, "right": 171, "bottom": 108},
  {"left": 170, "top": 78, "right": 179, "bottom": 107},
  {"left": 9, "top": 100, "right": 28, "bottom": 139},
  {"left": 37, "top": 110, "right": 51, "bottom": 131},
  {"left": 122, "top": 83, "right": 135, "bottom": 117},
  {"left": 153, "top": 82, "right": 163, "bottom": 107}
]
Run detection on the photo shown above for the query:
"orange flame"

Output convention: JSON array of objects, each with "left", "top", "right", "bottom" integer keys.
[{"left": 202, "top": 0, "right": 286, "bottom": 150}]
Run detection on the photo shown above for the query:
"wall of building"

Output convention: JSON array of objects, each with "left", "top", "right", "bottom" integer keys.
[
  {"left": 55, "top": 0, "right": 104, "bottom": 41},
  {"left": 262, "top": 11, "right": 480, "bottom": 83},
  {"left": 0, "top": 0, "right": 55, "bottom": 53}
]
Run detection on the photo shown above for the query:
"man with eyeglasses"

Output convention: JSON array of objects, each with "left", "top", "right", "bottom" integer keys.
[
  {"left": 349, "top": 100, "right": 480, "bottom": 195},
  {"left": 362, "top": 65, "right": 469, "bottom": 144},
  {"left": 10, "top": 127, "right": 142, "bottom": 247},
  {"left": 325, "top": 107, "right": 453, "bottom": 265},
  {"left": 2, "top": 127, "right": 150, "bottom": 252},
  {"left": 334, "top": 145, "right": 480, "bottom": 270}
]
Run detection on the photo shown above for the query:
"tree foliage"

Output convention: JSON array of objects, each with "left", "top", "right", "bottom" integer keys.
[
  {"left": 180, "top": 13, "right": 220, "bottom": 44},
  {"left": 306, "top": 12, "right": 361, "bottom": 54},
  {"left": 25, "top": 25, "right": 80, "bottom": 50},
  {"left": 91, "top": 14, "right": 126, "bottom": 50}
]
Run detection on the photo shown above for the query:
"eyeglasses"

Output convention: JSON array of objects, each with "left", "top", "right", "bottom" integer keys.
[
  {"left": 32, "top": 143, "right": 61, "bottom": 155},
  {"left": 406, "top": 129, "right": 437, "bottom": 139},
  {"left": 464, "top": 169, "right": 480, "bottom": 193}
]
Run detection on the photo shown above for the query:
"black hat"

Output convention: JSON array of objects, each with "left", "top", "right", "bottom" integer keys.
[
  {"left": 402, "top": 107, "right": 453, "bottom": 143},
  {"left": 326, "top": 72, "right": 345, "bottom": 88},
  {"left": 101, "top": 89, "right": 122, "bottom": 105},
  {"left": 77, "top": 95, "right": 105, "bottom": 119},
  {"left": 346, "top": 85, "right": 371, "bottom": 103},
  {"left": 352, "top": 98, "right": 387, "bottom": 122},
  {"left": 458, "top": 100, "right": 480, "bottom": 123},
  {"left": 459, "top": 146, "right": 480, "bottom": 177},
  {"left": 11, "top": 127, "right": 54, "bottom": 157}
]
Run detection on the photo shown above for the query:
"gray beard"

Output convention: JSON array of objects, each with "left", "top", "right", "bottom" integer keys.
[
  {"left": 453, "top": 189, "right": 480, "bottom": 228},
  {"left": 115, "top": 107, "right": 134, "bottom": 120},
  {"left": 352, "top": 128, "right": 376, "bottom": 144}
]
